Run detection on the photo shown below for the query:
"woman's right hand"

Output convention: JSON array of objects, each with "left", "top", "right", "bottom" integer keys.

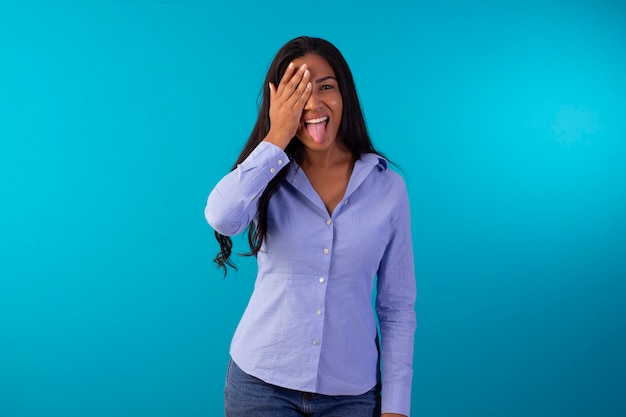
[{"left": 264, "top": 62, "right": 312, "bottom": 149}]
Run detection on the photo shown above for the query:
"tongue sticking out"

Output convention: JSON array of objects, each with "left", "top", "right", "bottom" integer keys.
[{"left": 306, "top": 121, "right": 326, "bottom": 144}]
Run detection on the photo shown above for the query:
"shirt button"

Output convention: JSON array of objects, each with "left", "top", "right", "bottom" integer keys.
[
  {"left": 315, "top": 309, "right": 322, "bottom": 315},
  {"left": 318, "top": 277, "right": 325, "bottom": 283},
  {"left": 269, "top": 167, "right": 276, "bottom": 174},
  {"left": 326, "top": 219, "right": 332, "bottom": 225},
  {"left": 277, "top": 159, "right": 283, "bottom": 165},
  {"left": 312, "top": 340, "right": 319, "bottom": 346},
  {"left": 344, "top": 199, "right": 349, "bottom": 205},
  {"left": 323, "top": 248, "right": 329, "bottom": 254}
]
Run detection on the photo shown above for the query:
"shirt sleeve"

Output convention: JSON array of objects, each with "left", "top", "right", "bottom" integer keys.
[
  {"left": 376, "top": 178, "right": 417, "bottom": 416},
  {"left": 204, "top": 141, "right": 290, "bottom": 236}
]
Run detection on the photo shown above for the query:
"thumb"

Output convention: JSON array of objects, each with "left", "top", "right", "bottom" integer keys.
[{"left": 268, "top": 82, "right": 276, "bottom": 100}]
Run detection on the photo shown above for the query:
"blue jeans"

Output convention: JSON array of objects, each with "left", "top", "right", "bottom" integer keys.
[{"left": 224, "top": 359, "right": 381, "bottom": 417}]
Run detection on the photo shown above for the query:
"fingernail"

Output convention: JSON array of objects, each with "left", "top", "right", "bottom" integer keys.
[
  {"left": 288, "top": 62, "right": 294, "bottom": 69},
  {"left": 304, "top": 69, "right": 310, "bottom": 77},
  {"left": 300, "top": 64, "right": 307, "bottom": 71}
]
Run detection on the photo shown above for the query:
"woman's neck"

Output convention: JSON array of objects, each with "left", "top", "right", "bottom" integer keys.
[{"left": 300, "top": 143, "right": 354, "bottom": 171}]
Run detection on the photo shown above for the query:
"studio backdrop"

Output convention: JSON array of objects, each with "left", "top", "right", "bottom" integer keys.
[{"left": 1, "top": 1, "right": 625, "bottom": 416}]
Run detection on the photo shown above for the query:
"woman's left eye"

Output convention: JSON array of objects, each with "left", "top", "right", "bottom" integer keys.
[{"left": 321, "top": 84, "right": 333, "bottom": 90}]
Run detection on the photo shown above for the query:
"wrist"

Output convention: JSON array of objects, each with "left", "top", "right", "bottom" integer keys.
[{"left": 263, "top": 130, "right": 294, "bottom": 150}]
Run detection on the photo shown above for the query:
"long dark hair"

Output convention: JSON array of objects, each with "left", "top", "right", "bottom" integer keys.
[{"left": 214, "top": 36, "right": 384, "bottom": 275}]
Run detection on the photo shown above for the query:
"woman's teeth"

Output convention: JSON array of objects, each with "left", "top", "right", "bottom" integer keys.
[{"left": 305, "top": 116, "right": 328, "bottom": 124}]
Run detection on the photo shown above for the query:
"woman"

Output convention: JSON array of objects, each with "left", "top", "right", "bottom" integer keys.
[{"left": 205, "top": 36, "right": 416, "bottom": 417}]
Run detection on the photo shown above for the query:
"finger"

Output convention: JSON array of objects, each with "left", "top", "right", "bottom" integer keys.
[
  {"left": 288, "top": 70, "right": 311, "bottom": 108},
  {"left": 298, "top": 81, "right": 313, "bottom": 107},
  {"left": 268, "top": 82, "right": 276, "bottom": 101},
  {"left": 282, "top": 64, "right": 308, "bottom": 99},
  {"left": 289, "top": 82, "right": 312, "bottom": 117},
  {"left": 277, "top": 62, "right": 297, "bottom": 97}
]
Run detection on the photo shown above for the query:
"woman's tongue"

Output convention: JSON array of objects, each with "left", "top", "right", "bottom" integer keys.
[{"left": 305, "top": 121, "right": 326, "bottom": 144}]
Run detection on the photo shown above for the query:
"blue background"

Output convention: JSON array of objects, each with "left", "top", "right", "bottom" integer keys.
[{"left": 1, "top": 0, "right": 625, "bottom": 416}]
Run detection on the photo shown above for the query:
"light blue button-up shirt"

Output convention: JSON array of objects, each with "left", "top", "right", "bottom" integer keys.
[{"left": 205, "top": 142, "right": 416, "bottom": 415}]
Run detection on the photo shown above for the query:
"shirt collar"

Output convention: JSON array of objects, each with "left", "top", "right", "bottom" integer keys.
[
  {"left": 283, "top": 152, "right": 388, "bottom": 216},
  {"left": 359, "top": 153, "right": 388, "bottom": 171},
  {"left": 286, "top": 152, "right": 388, "bottom": 180}
]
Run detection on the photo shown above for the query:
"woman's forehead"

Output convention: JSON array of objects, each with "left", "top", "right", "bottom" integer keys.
[{"left": 291, "top": 54, "right": 335, "bottom": 76}]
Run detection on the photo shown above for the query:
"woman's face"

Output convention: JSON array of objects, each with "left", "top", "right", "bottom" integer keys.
[{"left": 291, "top": 54, "right": 343, "bottom": 149}]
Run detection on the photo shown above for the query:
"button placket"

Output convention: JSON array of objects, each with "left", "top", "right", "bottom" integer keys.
[{"left": 312, "top": 218, "right": 332, "bottom": 352}]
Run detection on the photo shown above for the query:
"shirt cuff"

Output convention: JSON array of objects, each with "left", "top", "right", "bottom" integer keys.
[
  {"left": 237, "top": 141, "right": 290, "bottom": 179},
  {"left": 381, "top": 381, "right": 412, "bottom": 416}
]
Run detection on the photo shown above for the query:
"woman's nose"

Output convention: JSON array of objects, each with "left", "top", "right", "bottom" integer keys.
[{"left": 304, "top": 90, "right": 320, "bottom": 110}]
